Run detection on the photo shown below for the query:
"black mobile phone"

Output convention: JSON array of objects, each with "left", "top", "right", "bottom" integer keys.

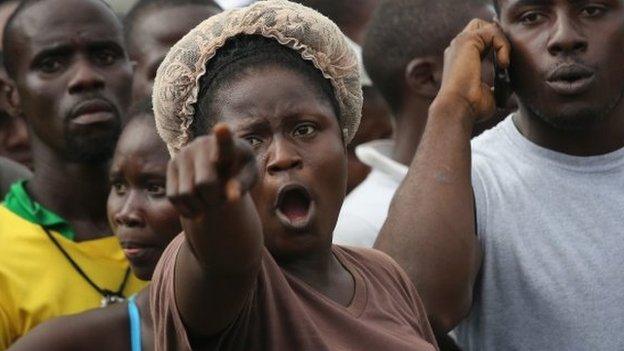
[{"left": 493, "top": 50, "right": 512, "bottom": 109}]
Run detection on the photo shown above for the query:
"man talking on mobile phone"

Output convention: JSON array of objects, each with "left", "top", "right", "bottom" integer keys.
[{"left": 375, "top": 0, "right": 624, "bottom": 350}]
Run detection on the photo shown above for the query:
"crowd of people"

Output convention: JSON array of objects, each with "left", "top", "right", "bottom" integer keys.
[{"left": 0, "top": 0, "right": 623, "bottom": 350}]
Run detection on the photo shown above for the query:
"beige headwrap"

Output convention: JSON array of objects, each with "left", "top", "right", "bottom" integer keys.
[{"left": 152, "top": 0, "right": 362, "bottom": 155}]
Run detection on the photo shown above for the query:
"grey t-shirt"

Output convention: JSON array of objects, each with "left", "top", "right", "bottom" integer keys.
[{"left": 455, "top": 116, "right": 624, "bottom": 350}]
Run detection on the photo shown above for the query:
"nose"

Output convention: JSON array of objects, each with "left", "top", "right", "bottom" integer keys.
[
  {"left": 5, "top": 116, "right": 29, "bottom": 149},
  {"left": 547, "top": 15, "right": 588, "bottom": 56},
  {"left": 113, "top": 191, "right": 146, "bottom": 228},
  {"left": 68, "top": 58, "right": 105, "bottom": 94},
  {"left": 266, "top": 136, "right": 303, "bottom": 175}
]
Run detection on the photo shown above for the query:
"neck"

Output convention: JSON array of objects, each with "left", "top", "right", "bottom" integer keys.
[
  {"left": 279, "top": 246, "right": 337, "bottom": 283},
  {"left": 392, "top": 100, "right": 430, "bottom": 166},
  {"left": 27, "top": 137, "right": 112, "bottom": 241},
  {"left": 514, "top": 100, "right": 624, "bottom": 156}
]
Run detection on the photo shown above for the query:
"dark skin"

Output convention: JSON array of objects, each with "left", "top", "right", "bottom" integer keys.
[
  {"left": 346, "top": 86, "right": 393, "bottom": 193},
  {"left": 108, "top": 116, "right": 181, "bottom": 281},
  {"left": 6, "top": 0, "right": 132, "bottom": 241},
  {"left": 168, "top": 65, "right": 354, "bottom": 338},
  {"left": 341, "top": 0, "right": 381, "bottom": 45},
  {"left": 7, "top": 116, "right": 181, "bottom": 351},
  {"left": 391, "top": 4, "right": 510, "bottom": 167},
  {"left": 375, "top": 0, "right": 624, "bottom": 332},
  {"left": 129, "top": 4, "right": 221, "bottom": 102},
  {"left": 8, "top": 288, "right": 154, "bottom": 351},
  {"left": 0, "top": 0, "right": 30, "bottom": 167},
  {"left": 0, "top": 0, "right": 18, "bottom": 49},
  {"left": 0, "top": 105, "right": 30, "bottom": 167}
]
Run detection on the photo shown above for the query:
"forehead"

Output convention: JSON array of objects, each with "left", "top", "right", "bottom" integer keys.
[
  {"left": 474, "top": 3, "right": 496, "bottom": 20},
  {"left": 500, "top": 0, "right": 596, "bottom": 9},
  {"left": 117, "top": 118, "right": 168, "bottom": 158},
  {"left": 213, "top": 66, "right": 336, "bottom": 126},
  {"left": 134, "top": 4, "right": 219, "bottom": 47},
  {"left": 17, "top": 0, "right": 123, "bottom": 50}
]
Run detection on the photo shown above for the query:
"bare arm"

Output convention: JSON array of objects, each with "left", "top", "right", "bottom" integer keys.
[
  {"left": 375, "top": 20, "right": 511, "bottom": 332},
  {"left": 166, "top": 124, "right": 262, "bottom": 338}
]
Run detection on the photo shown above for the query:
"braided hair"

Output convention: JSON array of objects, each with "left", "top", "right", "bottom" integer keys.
[{"left": 192, "top": 35, "right": 340, "bottom": 138}]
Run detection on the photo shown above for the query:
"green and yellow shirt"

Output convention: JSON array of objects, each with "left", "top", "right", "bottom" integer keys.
[{"left": 0, "top": 181, "right": 146, "bottom": 349}]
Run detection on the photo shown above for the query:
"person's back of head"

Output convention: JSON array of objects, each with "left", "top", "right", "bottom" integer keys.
[
  {"left": 291, "top": 0, "right": 380, "bottom": 44},
  {"left": 363, "top": 0, "right": 493, "bottom": 115},
  {"left": 124, "top": 0, "right": 222, "bottom": 102}
]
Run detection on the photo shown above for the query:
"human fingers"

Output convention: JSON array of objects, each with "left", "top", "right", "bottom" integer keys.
[
  {"left": 168, "top": 151, "right": 204, "bottom": 218},
  {"left": 492, "top": 23, "right": 510, "bottom": 69},
  {"left": 225, "top": 149, "right": 258, "bottom": 202},
  {"left": 214, "top": 123, "right": 235, "bottom": 177},
  {"left": 193, "top": 137, "right": 223, "bottom": 206}
]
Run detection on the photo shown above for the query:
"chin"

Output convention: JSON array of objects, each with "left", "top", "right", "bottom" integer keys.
[
  {"left": 265, "top": 228, "right": 328, "bottom": 263},
  {"left": 522, "top": 95, "right": 619, "bottom": 131},
  {"left": 133, "top": 267, "right": 154, "bottom": 282}
]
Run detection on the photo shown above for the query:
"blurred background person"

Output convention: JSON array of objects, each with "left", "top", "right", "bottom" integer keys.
[
  {"left": 0, "top": 0, "right": 146, "bottom": 347},
  {"left": 334, "top": 0, "right": 507, "bottom": 247},
  {"left": 0, "top": 0, "right": 30, "bottom": 168},
  {"left": 124, "top": 0, "right": 222, "bottom": 103},
  {"left": 294, "top": 0, "right": 394, "bottom": 193},
  {"left": 9, "top": 100, "right": 181, "bottom": 351}
]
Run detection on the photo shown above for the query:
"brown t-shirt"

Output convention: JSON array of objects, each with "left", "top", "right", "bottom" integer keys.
[{"left": 150, "top": 235, "right": 438, "bottom": 351}]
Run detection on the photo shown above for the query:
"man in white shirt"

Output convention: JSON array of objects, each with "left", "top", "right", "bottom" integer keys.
[
  {"left": 333, "top": 0, "right": 505, "bottom": 247},
  {"left": 376, "top": 0, "right": 624, "bottom": 349}
]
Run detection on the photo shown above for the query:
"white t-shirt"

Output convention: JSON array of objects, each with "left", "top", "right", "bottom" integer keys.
[
  {"left": 456, "top": 116, "right": 624, "bottom": 350},
  {"left": 333, "top": 140, "right": 407, "bottom": 247}
]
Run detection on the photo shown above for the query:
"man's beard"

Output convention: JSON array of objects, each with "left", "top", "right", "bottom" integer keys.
[
  {"left": 63, "top": 118, "right": 121, "bottom": 164},
  {"left": 522, "top": 88, "right": 624, "bottom": 131}
]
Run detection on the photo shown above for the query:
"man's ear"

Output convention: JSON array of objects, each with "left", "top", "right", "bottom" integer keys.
[{"left": 404, "top": 56, "right": 442, "bottom": 100}]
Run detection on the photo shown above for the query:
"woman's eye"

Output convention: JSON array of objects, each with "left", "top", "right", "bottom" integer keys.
[
  {"left": 112, "top": 182, "right": 127, "bottom": 195},
  {"left": 146, "top": 184, "right": 166, "bottom": 197},
  {"left": 293, "top": 124, "right": 317, "bottom": 137},
  {"left": 520, "top": 11, "right": 545, "bottom": 25},
  {"left": 244, "top": 136, "right": 263, "bottom": 147}
]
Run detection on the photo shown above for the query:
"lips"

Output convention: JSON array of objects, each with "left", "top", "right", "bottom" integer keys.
[
  {"left": 274, "top": 183, "right": 316, "bottom": 231},
  {"left": 69, "top": 99, "right": 117, "bottom": 125},
  {"left": 546, "top": 64, "right": 595, "bottom": 96},
  {"left": 120, "top": 241, "right": 163, "bottom": 262}
]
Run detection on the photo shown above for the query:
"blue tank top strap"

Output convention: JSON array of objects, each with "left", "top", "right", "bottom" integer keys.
[{"left": 127, "top": 295, "right": 142, "bottom": 351}]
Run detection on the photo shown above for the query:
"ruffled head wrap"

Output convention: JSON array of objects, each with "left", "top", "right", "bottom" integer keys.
[{"left": 152, "top": 0, "right": 363, "bottom": 155}]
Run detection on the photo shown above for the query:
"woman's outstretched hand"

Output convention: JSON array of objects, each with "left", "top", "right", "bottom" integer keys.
[{"left": 166, "top": 123, "right": 258, "bottom": 219}]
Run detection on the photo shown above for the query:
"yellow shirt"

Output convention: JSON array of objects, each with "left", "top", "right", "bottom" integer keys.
[{"left": 0, "top": 205, "right": 146, "bottom": 349}]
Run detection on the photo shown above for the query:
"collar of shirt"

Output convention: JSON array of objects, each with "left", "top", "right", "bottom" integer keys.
[
  {"left": 355, "top": 139, "right": 408, "bottom": 182},
  {"left": 2, "top": 180, "right": 75, "bottom": 241}
]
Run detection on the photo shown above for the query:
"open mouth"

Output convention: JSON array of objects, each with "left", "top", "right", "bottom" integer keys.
[{"left": 275, "top": 184, "right": 315, "bottom": 231}]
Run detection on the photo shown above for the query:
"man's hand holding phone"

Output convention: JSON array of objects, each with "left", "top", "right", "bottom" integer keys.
[{"left": 432, "top": 19, "right": 511, "bottom": 124}]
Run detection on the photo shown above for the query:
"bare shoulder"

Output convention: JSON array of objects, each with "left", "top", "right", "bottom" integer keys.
[{"left": 9, "top": 303, "right": 130, "bottom": 351}]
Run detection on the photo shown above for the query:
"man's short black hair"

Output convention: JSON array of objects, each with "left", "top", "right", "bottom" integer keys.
[
  {"left": 363, "top": 0, "right": 492, "bottom": 113},
  {"left": 2, "top": 0, "right": 114, "bottom": 79},
  {"left": 123, "top": 0, "right": 221, "bottom": 45}
]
